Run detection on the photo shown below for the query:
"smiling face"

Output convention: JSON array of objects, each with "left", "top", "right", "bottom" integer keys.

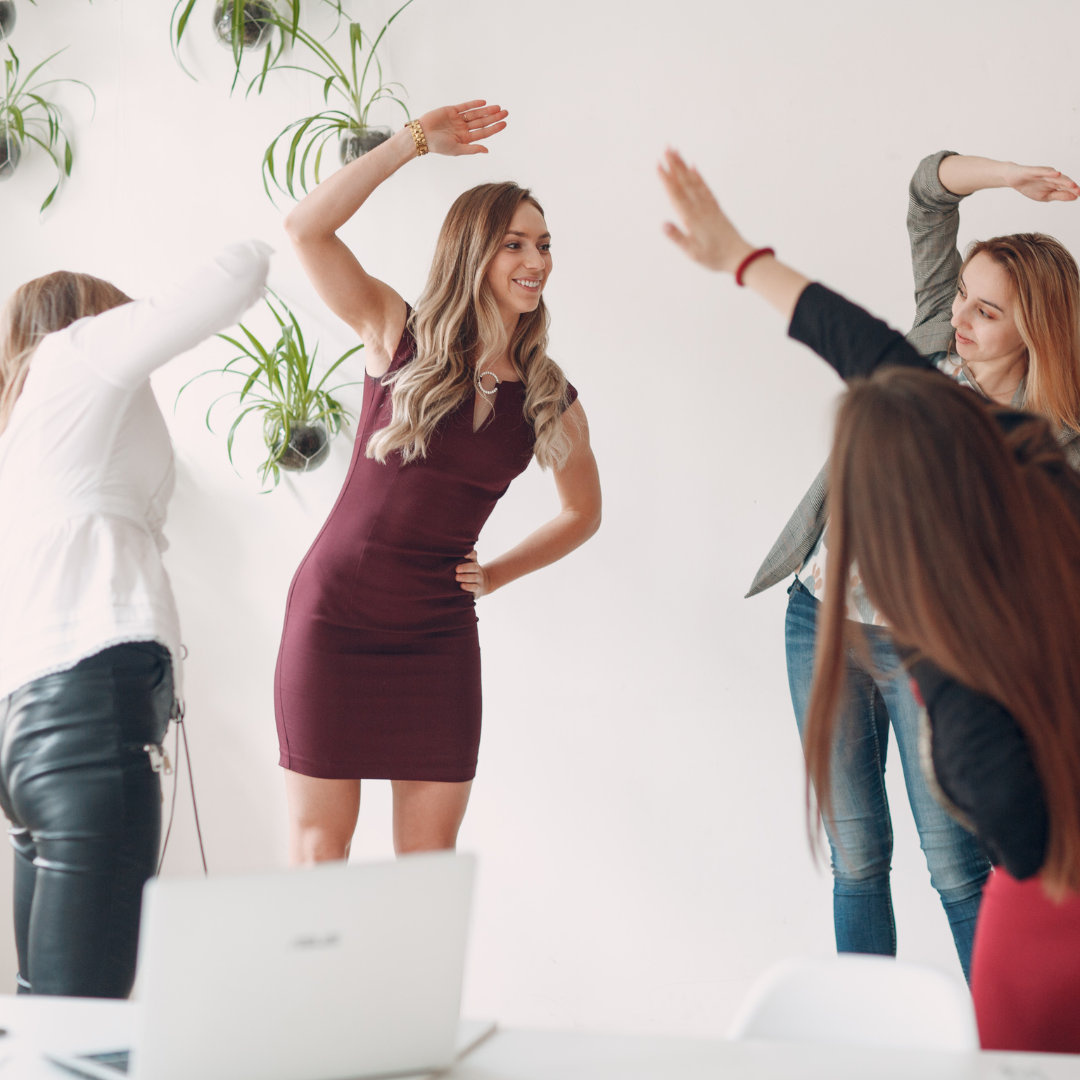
[
  {"left": 484, "top": 200, "right": 552, "bottom": 325},
  {"left": 951, "top": 252, "right": 1027, "bottom": 370}
]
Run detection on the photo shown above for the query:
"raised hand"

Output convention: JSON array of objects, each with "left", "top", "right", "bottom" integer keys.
[
  {"left": 417, "top": 100, "right": 509, "bottom": 157},
  {"left": 1004, "top": 163, "right": 1080, "bottom": 203},
  {"left": 658, "top": 149, "right": 753, "bottom": 274}
]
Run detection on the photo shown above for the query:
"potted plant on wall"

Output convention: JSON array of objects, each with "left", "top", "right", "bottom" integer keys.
[
  {"left": 260, "top": 0, "right": 415, "bottom": 202},
  {"left": 180, "top": 292, "right": 363, "bottom": 489},
  {"left": 171, "top": 0, "right": 299, "bottom": 88},
  {"left": 171, "top": 0, "right": 345, "bottom": 91},
  {"left": 0, "top": 45, "right": 93, "bottom": 210}
]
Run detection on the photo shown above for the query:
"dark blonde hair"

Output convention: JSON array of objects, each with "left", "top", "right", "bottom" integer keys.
[
  {"left": 0, "top": 271, "right": 132, "bottom": 434},
  {"left": 367, "top": 182, "right": 571, "bottom": 469},
  {"left": 806, "top": 367, "right": 1080, "bottom": 898},
  {"left": 962, "top": 234, "right": 1080, "bottom": 434}
]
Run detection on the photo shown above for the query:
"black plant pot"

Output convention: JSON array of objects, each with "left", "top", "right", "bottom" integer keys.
[
  {"left": 0, "top": 130, "right": 20, "bottom": 180},
  {"left": 0, "top": 1, "right": 16, "bottom": 40},
  {"left": 277, "top": 423, "right": 331, "bottom": 473},
  {"left": 339, "top": 126, "right": 391, "bottom": 166},
  {"left": 212, "top": 0, "right": 274, "bottom": 50}
]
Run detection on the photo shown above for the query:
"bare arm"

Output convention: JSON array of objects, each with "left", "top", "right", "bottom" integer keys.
[
  {"left": 938, "top": 154, "right": 1080, "bottom": 200},
  {"left": 283, "top": 100, "right": 508, "bottom": 377},
  {"left": 455, "top": 401, "right": 602, "bottom": 597},
  {"left": 657, "top": 148, "right": 810, "bottom": 321}
]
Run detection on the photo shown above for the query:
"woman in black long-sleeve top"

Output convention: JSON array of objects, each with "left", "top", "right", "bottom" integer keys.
[{"left": 659, "top": 149, "right": 1080, "bottom": 1052}]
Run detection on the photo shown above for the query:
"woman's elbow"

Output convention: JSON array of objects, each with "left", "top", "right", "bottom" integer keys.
[{"left": 283, "top": 207, "right": 323, "bottom": 248}]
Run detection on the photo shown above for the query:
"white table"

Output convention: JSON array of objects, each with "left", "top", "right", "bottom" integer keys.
[
  {"left": 0, "top": 997, "right": 1077, "bottom": 1080},
  {"left": 450, "top": 1027, "right": 1080, "bottom": 1079}
]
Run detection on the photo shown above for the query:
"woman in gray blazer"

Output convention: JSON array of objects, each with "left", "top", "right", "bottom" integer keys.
[{"left": 751, "top": 151, "right": 1080, "bottom": 979}]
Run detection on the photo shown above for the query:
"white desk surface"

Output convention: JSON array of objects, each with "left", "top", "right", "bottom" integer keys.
[{"left": 0, "top": 996, "right": 1078, "bottom": 1080}]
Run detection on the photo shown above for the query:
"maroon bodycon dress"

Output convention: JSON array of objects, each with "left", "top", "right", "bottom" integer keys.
[{"left": 275, "top": 322, "right": 575, "bottom": 781}]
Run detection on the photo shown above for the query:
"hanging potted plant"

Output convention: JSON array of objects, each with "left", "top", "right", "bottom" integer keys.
[
  {"left": 260, "top": 0, "right": 416, "bottom": 202},
  {"left": 171, "top": 0, "right": 301, "bottom": 89},
  {"left": 179, "top": 291, "right": 363, "bottom": 489},
  {"left": 0, "top": 2, "right": 16, "bottom": 41},
  {"left": 0, "top": 45, "right": 93, "bottom": 210},
  {"left": 171, "top": 0, "right": 345, "bottom": 91}
]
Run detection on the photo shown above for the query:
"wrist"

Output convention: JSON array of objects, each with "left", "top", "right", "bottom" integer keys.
[
  {"left": 722, "top": 240, "right": 756, "bottom": 276},
  {"left": 734, "top": 246, "right": 775, "bottom": 285},
  {"left": 404, "top": 118, "right": 429, "bottom": 159}
]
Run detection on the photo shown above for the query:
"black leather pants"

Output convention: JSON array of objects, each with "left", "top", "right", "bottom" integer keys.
[{"left": 0, "top": 642, "right": 173, "bottom": 998}]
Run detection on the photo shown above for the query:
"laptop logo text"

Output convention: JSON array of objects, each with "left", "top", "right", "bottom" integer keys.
[{"left": 290, "top": 933, "right": 342, "bottom": 949}]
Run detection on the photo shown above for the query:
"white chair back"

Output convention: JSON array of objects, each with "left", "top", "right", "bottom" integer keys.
[{"left": 728, "top": 954, "right": 978, "bottom": 1051}]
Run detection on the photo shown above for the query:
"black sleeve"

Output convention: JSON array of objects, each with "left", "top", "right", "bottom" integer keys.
[
  {"left": 909, "top": 658, "right": 1049, "bottom": 880},
  {"left": 788, "top": 283, "right": 937, "bottom": 380}
]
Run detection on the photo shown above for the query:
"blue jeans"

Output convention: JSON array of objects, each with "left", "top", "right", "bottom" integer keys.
[{"left": 784, "top": 578, "right": 989, "bottom": 981}]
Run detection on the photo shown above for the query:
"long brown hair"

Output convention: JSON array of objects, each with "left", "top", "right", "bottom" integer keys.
[
  {"left": 0, "top": 271, "right": 132, "bottom": 435},
  {"left": 366, "top": 182, "right": 571, "bottom": 469},
  {"left": 962, "top": 234, "right": 1080, "bottom": 435},
  {"left": 806, "top": 366, "right": 1080, "bottom": 897}
]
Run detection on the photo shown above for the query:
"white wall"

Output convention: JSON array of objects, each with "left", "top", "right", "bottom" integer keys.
[{"left": 5, "top": 0, "right": 1080, "bottom": 1036}]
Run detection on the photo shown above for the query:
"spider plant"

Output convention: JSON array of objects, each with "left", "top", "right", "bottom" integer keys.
[
  {"left": 0, "top": 45, "right": 94, "bottom": 211},
  {"left": 179, "top": 291, "right": 363, "bottom": 489},
  {"left": 260, "top": 0, "right": 416, "bottom": 202},
  {"left": 171, "top": 0, "right": 344, "bottom": 92}
]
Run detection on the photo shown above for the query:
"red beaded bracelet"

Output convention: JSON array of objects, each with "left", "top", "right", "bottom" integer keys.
[{"left": 735, "top": 247, "right": 776, "bottom": 287}]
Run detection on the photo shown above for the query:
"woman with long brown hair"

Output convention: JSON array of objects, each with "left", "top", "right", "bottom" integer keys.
[
  {"left": 660, "top": 149, "right": 1080, "bottom": 1050},
  {"left": 0, "top": 243, "right": 269, "bottom": 996},
  {"left": 743, "top": 150, "right": 1080, "bottom": 978},
  {"left": 276, "top": 100, "right": 601, "bottom": 862}
]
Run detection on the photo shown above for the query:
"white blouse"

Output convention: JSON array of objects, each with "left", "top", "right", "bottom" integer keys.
[{"left": 0, "top": 241, "right": 270, "bottom": 702}]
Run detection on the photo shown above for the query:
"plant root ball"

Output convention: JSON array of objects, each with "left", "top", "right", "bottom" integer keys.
[
  {"left": 0, "top": 129, "right": 21, "bottom": 180},
  {"left": 0, "top": 2, "right": 15, "bottom": 41},
  {"left": 279, "top": 423, "right": 331, "bottom": 473},
  {"left": 340, "top": 126, "right": 391, "bottom": 166},
  {"left": 212, "top": 0, "right": 274, "bottom": 50}
]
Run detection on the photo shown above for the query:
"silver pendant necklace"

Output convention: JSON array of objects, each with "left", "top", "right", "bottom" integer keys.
[{"left": 476, "top": 369, "right": 501, "bottom": 397}]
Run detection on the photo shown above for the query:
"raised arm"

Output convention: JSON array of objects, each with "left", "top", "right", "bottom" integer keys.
[
  {"left": 658, "top": 149, "right": 929, "bottom": 381},
  {"left": 68, "top": 240, "right": 271, "bottom": 390},
  {"left": 907, "top": 151, "right": 1080, "bottom": 356},
  {"left": 283, "top": 100, "right": 508, "bottom": 377},
  {"left": 657, "top": 149, "right": 809, "bottom": 321}
]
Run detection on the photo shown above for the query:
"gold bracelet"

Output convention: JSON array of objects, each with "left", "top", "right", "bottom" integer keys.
[{"left": 405, "top": 119, "right": 428, "bottom": 157}]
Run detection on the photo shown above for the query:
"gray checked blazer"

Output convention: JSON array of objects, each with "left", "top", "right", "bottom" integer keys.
[{"left": 745, "top": 150, "right": 1080, "bottom": 598}]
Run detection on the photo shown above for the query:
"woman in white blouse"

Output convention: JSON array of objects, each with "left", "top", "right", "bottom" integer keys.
[{"left": 0, "top": 241, "right": 268, "bottom": 997}]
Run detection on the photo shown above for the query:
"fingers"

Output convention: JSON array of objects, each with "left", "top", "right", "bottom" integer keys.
[
  {"left": 455, "top": 551, "right": 484, "bottom": 595},
  {"left": 661, "top": 220, "right": 691, "bottom": 251},
  {"left": 464, "top": 118, "right": 508, "bottom": 143},
  {"left": 658, "top": 149, "right": 717, "bottom": 218}
]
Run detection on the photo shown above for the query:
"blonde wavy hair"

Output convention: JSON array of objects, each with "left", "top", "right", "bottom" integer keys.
[
  {"left": 962, "top": 233, "right": 1080, "bottom": 435},
  {"left": 366, "top": 182, "right": 572, "bottom": 470},
  {"left": 0, "top": 271, "right": 132, "bottom": 435}
]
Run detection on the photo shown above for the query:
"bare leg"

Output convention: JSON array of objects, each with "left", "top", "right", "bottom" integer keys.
[
  {"left": 284, "top": 772, "right": 362, "bottom": 865},
  {"left": 391, "top": 780, "right": 473, "bottom": 855}
]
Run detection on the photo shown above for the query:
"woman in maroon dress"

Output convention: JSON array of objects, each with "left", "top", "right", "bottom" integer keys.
[{"left": 276, "top": 100, "right": 601, "bottom": 862}]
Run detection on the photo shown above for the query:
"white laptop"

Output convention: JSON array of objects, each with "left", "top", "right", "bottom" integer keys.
[{"left": 48, "top": 851, "right": 484, "bottom": 1080}]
